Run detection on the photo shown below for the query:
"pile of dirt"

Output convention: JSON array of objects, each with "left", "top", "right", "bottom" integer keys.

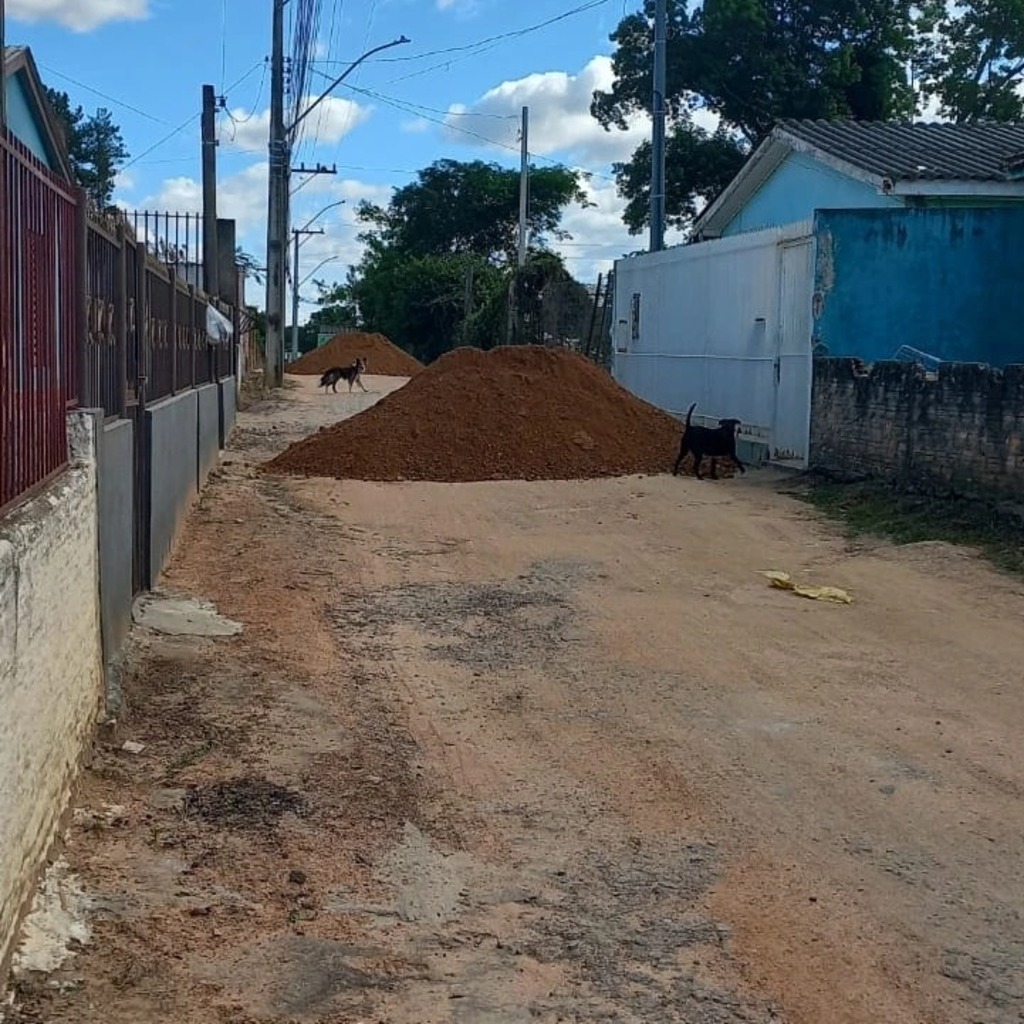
[
  {"left": 288, "top": 331, "right": 423, "bottom": 377},
  {"left": 265, "top": 346, "right": 710, "bottom": 482}
]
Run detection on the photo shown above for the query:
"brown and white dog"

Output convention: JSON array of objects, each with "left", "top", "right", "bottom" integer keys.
[{"left": 319, "top": 357, "right": 367, "bottom": 394}]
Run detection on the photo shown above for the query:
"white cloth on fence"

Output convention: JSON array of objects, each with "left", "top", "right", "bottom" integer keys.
[{"left": 206, "top": 304, "right": 234, "bottom": 344}]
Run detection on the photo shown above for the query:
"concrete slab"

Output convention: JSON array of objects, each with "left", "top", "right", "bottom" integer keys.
[{"left": 132, "top": 593, "right": 242, "bottom": 637}]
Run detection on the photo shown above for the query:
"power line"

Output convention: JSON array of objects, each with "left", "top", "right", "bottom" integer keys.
[
  {"left": 311, "top": 0, "right": 613, "bottom": 71},
  {"left": 121, "top": 60, "right": 265, "bottom": 170},
  {"left": 37, "top": 64, "right": 173, "bottom": 125}
]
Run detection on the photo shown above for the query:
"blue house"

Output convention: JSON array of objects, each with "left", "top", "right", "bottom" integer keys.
[
  {"left": 693, "top": 119, "right": 1024, "bottom": 239},
  {"left": 613, "top": 120, "right": 1024, "bottom": 468},
  {"left": 3, "top": 45, "right": 73, "bottom": 180}
]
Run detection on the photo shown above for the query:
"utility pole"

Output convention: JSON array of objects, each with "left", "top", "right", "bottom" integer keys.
[
  {"left": 264, "top": 0, "right": 287, "bottom": 388},
  {"left": 291, "top": 226, "right": 323, "bottom": 361},
  {"left": 517, "top": 105, "right": 530, "bottom": 268},
  {"left": 650, "top": 0, "right": 667, "bottom": 252},
  {"left": 265, "top": 30, "right": 409, "bottom": 388},
  {"left": 201, "top": 84, "right": 220, "bottom": 299}
]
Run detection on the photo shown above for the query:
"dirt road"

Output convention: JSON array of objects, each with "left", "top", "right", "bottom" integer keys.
[{"left": 7, "top": 376, "right": 1024, "bottom": 1024}]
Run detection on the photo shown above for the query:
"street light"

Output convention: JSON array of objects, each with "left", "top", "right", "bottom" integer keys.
[
  {"left": 300, "top": 255, "right": 339, "bottom": 291},
  {"left": 289, "top": 199, "right": 346, "bottom": 361}
]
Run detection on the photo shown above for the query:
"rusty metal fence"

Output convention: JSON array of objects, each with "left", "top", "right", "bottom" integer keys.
[
  {"left": 1, "top": 126, "right": 238, "bottom": 513},
  {"left": 0, "top": 131, "right": 79, "bottom": 511}
]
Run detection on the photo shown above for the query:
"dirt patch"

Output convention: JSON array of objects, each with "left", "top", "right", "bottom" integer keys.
[
  {"left": 287, "top": 331, "right": 423, "bottom": 377},
  {"left": 185, "top": 777, "right": 307, "bottom": 831},
  {"left": 265, "top": 345, "right": 691, "bottom": 482}
]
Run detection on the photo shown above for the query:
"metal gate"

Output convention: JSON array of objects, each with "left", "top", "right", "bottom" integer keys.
[
  {"left": 773, "top": 239, "right": 814, "bottom": 464},
  {"left": 613, "top": 222, "right": 815, "bottom": 466}
]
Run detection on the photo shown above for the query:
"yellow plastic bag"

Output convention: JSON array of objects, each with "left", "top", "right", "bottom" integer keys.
[{"left": 759, "top": 571, "right": 853, "bottom": 605}]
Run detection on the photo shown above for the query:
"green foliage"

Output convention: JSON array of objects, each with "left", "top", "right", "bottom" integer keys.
[
  {"left": 356, "top": 158, "right": 590, "bottom": 264},
  {"left": 297, "top": 282, "right": 360, "bottom": 354},
  {"left": 592, "top": 0, "right": 916, "bottom": 233},
  {"left": 916, "top": 0, "right": 1024, "bottom": 121},
  {"left": 45, "top": 87, "right": 129, "bottom": 207},
  {"left": 342, "top": 158, "right": 589, "bottom": 361}
]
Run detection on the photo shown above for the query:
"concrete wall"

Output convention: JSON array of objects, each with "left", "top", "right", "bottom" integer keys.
[
  {"left": 147, "top": 390, "right": 198, "bottom": 584},
  {"left": 196, "top": 383, "right": 220, "bottom": 489},
  {"left": 0, "top": 413, "right": 104, "bottom": 972},
  {"left": 95, "top": 416, "right": 134, "bottom": 666},
  {"left": 810, "top": 359, "right": 1024, "bottom": 499},
  {"left": 722, "top": 150, "right": 900, "bottom": 237},
  {"left": 219, "top": 376, "right": 237, "bottom": 447},
  {"left": 813, "top": 207, "right": 1024, "bottom": 367}
]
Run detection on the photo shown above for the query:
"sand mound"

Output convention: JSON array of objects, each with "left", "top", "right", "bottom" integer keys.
[
  {"left": 266, "top": 345, "right": 713, "bottom": 482},
  {"left": 288, "top": 331, "right": 423, "bottom": 377}
]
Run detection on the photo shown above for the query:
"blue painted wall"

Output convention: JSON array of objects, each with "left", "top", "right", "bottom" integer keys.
[
  {"left": 723, "top": 150, "right": 900, "bottom": 237},
  {"left": 3, "top": 72, "right": 53, "bottom": 169},
  {"left": 812, "top": 207, "right": 1024, "bottom": 367}
]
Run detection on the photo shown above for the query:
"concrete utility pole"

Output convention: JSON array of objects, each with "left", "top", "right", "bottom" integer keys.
[
  {"left": 201, "top": 84, "right": 220, "bottom": 299},
  {"left": 517, "top": 105, "right": 530, "bottom": 268},
  {"left": 650, "top": 0, "right": 667, "bottom": 252},
  {"left": 264, "top": 0, "right": 288, "bottom": 388},
  {"left": 265, "top": 25, "right": 409, "bottom": 389},
  {"left": 290, "top": 226, "right": 323, "bottom": 361}
]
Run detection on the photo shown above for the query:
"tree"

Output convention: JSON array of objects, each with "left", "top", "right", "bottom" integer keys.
[
  {"left": 342, "top": 158, "right": 590, "bottom": 361},
  {"left": 356, "top": 158, "right": 590, "bottom": 264},
  {"left": 916, "top": 0, "right": 1024, "bottom": 121},
  {"left": 45, "top": 88, "right": 129, "bottom": 207},
  {"left": 592, "top": 0, "right": 916, "bottom": 233},
  {"left": 297, "top": 282, "right": 361, "bottom": 353}
]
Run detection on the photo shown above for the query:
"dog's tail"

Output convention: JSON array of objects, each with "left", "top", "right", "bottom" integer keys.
[{"left": 684, "top": 402, "right": 697, "bottom": 429}]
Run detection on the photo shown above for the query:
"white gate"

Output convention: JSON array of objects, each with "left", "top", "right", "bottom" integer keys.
[
  {"left": 773, "top": 239, "right": 814, "bottom": 464},
  {"left": 613, "top": 222, "right": 814, "bottom": 466}
]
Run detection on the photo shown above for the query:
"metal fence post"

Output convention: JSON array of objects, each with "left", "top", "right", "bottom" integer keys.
[
  {"left": 168, "top": 278, "right": 179, "bottom": 395},
  {"left": 114, "top": 223, "right": 128, "bottom": 417},
  {"left": 189, "top": 286, "right": 198, "bottom": 386},
  {"left": 136, "top": 245, "right": 149, "bottom": 397},
  {"left": 74, "top": 188, "right": 89, "bottom": 406}
]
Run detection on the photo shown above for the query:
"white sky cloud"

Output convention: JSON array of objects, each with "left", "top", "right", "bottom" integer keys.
[
  {"left": 8, "top": 0, "right": 147, "bottom": 31},
  {"left": 220, "top": 97, "right": 372, "bottom": 154}
]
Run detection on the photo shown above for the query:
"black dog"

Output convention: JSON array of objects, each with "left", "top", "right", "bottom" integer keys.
[
  {"left": 672, "top": 402, "right": 746, "bottom": 480},
  {"left": 319, "top": 357, "right": 367, "bottom": 394}
]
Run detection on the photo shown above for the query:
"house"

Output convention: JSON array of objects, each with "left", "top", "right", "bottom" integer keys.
[
  {"left": 3, "top": 46, "right": 73, "bottom": 180},
  {"left": 612, "top": 120, "right": 1024, "bottom": 469},
  {"left": 694, "top": 119, "right": 1024, "bottom": 239}
]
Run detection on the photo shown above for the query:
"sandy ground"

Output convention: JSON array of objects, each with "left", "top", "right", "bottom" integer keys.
[{"left": 6, "top": 374, "right": 1024, "bottom": 1024}]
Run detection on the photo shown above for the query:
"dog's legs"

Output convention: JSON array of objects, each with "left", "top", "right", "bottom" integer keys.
[
  {"left": 709, "top": 458, "right": 719, "bottom": 481},
  {"left": 733, "top": 454, "right": 747, "bottom": 474},
  {"left": 357, "top": 377, "right": 368, "bottom": 393},
  {"left": 692, "top": 454, "right": 704, "bottom": 480},
  {"left": 672, "top": 443, "right": 687, "bottom": 476}
]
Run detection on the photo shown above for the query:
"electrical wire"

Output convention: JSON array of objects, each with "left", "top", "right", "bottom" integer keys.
[
  {"left": 37, "top": 64, "right": 173, "bottom": 125},
  {"left": 121, "top": 60, "right": 264, "bottom": 171}
]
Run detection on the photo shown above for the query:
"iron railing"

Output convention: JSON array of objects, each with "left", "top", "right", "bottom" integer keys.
[{"left": 0, "top": 131, "right": 79, "bottom": 511}]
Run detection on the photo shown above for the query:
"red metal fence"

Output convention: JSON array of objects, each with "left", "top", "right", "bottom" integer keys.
[
  {"left": 0, "top": 131, "right": 79, "bottom": 511},
  {"left": 2, "top": 129, "right": 239, "bottom": 513}
]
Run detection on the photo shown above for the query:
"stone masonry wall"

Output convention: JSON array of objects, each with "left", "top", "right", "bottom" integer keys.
[
  {"left": 810, "top": 359, "right": 1024, "bottom": 499},
  {"left": 0, "top": 412, "right": 104, "bottom": 972}
]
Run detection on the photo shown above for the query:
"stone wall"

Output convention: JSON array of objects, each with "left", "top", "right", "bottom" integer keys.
[
  {"left": 0, "top": 413, "right": 104, "bottom": 972},
  {"left": 810, "top": 359, "right": 1024, "bottom": 499}
]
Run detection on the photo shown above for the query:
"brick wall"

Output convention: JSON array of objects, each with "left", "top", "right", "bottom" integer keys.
[
  {"left": 0, "top": 412, "right": 104, "bottom": 972},
  {"left": 810, "top": 359, "right": 1024, "bottom": 498}
]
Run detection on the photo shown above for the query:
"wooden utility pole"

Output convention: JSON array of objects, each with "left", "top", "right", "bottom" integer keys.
[
  {"left": 264, "top": 0, "right": 287, "bottom": 387},
  {"left": 650, "top": 0, "right": 667, "bottom": 252},
  {"left": 201, "top": 84, "right": 220, "bottom": 300}
]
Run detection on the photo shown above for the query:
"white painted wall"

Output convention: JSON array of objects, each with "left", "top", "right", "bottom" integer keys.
[
  {"left": 0, "top": 413, "right": 104, "bottom": 971},
  {"left": 612, "top": 222, "right": 815, "bottom": 464}
]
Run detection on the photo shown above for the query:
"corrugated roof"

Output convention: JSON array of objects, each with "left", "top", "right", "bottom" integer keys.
[{"left": 778, "top": 119, "right": 1024, "bottom": 181}]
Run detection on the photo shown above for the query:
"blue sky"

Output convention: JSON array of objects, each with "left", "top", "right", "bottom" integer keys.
[{"left": 7, "top": 0, "right": 660, "bottom": 310}]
